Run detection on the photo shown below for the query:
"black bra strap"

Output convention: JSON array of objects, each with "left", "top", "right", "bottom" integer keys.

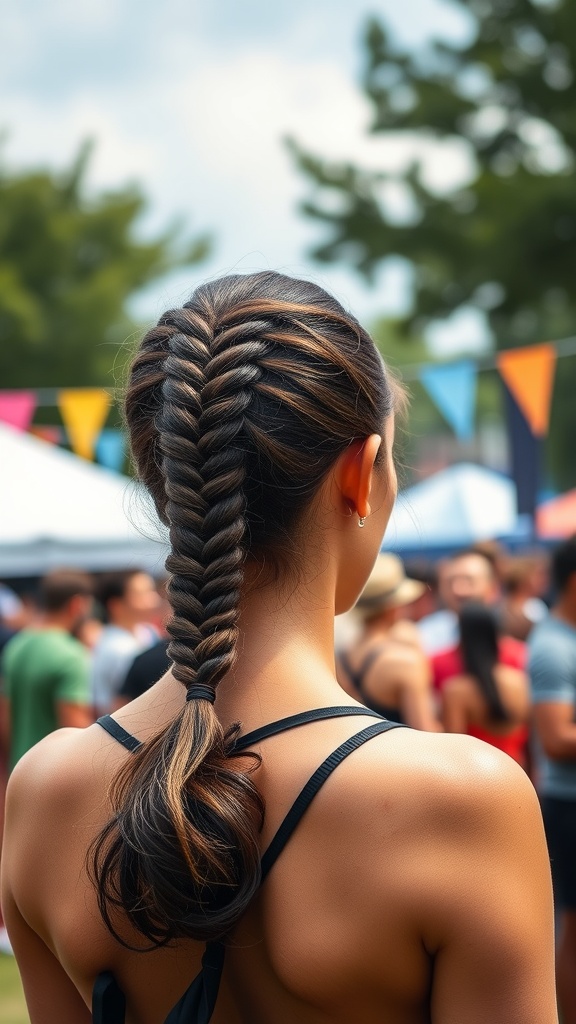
[
  {"left": 260, "top": 719, "right": 403, "bottom": 881},
  {"left": 96, "top": 715, "right": 142, "bottom": 753},
  {"left": 234, "top": 706, "right": 385, "bottom": 752}
]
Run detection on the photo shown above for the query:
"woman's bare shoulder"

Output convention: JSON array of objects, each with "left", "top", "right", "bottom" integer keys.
[
  {"left": 6, "top": 723, "right": 119, "bottom": 824},
  {"left": 332, "top": 726, "right": 539, "bottom": 843}
]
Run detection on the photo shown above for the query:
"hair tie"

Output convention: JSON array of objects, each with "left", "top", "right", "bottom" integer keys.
[{"left": 185, "top": 684, "right": 216, "bottom": 704}]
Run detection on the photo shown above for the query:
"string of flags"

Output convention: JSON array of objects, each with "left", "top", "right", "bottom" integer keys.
[
  {"left": 0, "top": 336, "right": 573, "bottom": 472},
  {"left": 414, "top": 342, "right": 557, "bottom": 441},
  {"left": 0, "top": 388, "right": 125, "bottom": 472}
]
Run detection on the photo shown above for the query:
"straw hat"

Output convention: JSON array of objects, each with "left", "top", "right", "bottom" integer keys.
[{"left": 355, "top": 554, "right": 426, "bottom": 615}]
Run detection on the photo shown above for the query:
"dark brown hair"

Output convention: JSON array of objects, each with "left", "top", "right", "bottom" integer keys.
[
  {"left": 39, "top": 569, "right": 93, "bottom": 612},
  {"left": 459, "top": 603, "right": 509, "bottom": 723},
  {"left": 551, "top": 534, "right": 576, "bottom": 595},
  {"left": 91, "top": 271, "right": 397, "bottom": 948},
  {"left": 95, "top": 570, "right": 142, "bottom": 621}
]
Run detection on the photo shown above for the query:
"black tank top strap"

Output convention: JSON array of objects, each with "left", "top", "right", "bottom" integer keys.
[
  {"left": 339, "top": 647, "right": 387, "bottom": 701},
  {"left": 338, "top": 649, "right": 405, "bottom": 724},
  {"left": 260, "top": 719, "right": 403, "bottom": 881},
  {"left": 96, "top": 714, "right": 143, "bottom": 753},
  {"left": 234, "top": 705, "right": 385, "bottom": 751},
  {"left": 163, "top": 941, "right": 225, "bottom": 1024},
  {"left": 92, "top": 970, "right": 126, "bottom": 1024}
]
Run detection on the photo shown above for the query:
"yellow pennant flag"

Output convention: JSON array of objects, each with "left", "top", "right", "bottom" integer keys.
[
  {"left": 496, "top": 343, "right": 557, "bottom": 437},
  {"left": 58, "top": 389, "right": 111, "bottom": 461}
]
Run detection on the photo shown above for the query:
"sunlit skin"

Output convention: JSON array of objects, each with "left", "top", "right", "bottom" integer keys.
[{"left": 1, "top": 416, "right": 558, "bottom": 1024}]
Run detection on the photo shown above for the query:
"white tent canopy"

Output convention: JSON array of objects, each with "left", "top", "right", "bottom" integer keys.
[
  {"left": 383, "top": 462, "right": 519, "bottom": 550},
  {"left": 0, "top": 423, "right": 169, "bottom": 576}
]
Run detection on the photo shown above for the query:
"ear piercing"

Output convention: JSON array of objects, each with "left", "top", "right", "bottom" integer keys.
[{"left": 358, "top": 516, "right": 366, "bottom": 528}]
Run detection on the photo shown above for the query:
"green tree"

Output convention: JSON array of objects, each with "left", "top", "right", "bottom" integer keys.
[
  {"left": 289, "top": 0, "right": 576, "bottom": 487},
  {"left": 0, "top": 142, "right": 211, "bottom": 388}
]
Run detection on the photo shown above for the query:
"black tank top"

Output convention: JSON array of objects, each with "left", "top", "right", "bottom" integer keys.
[
  {"left": 338, "top": 650, "right": 405, "bottom": 724},
  {"left": 92, "top": 706, "right": 405, "bottom": 1024}
]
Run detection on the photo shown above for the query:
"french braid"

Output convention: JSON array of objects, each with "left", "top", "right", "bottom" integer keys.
[{"left": 91, "top": 271, "right": 398, "bottom": 947}]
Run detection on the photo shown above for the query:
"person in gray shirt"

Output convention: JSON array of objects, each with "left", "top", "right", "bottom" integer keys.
[{"left": 529, "top": 534, "right": 576, "bottom": 1024}]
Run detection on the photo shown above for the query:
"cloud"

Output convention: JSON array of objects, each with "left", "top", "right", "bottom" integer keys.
[{"left": 0, "top": 0, "right": 473, "bottom": 328}]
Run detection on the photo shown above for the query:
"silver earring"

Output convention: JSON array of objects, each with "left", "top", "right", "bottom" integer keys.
[{"left": 358, "top": 516, "right": 366, "bottom": 528}]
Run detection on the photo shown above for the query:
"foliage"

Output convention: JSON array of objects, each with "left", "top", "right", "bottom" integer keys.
[
  {"left": 0, "top": 142, "right": 211, "bottom": 389},
  {"left": 289, "top": 0, "right": 576, "bottom": 486},
  {"left": 0, "top": 952, "right": 28, "bottom": 1024}
]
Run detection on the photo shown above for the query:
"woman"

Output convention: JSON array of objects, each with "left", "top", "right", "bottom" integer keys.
[
  {"left": 338, "top": 554, "right": 441, "bottom": 731},
  {"left": 2, "top": 273, "right": 556, "bottom": 1023},
  {"left": 441, "top": 603, "right": 530, "bottom": 766}
]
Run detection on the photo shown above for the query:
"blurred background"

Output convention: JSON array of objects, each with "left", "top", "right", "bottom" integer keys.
[{"left": 1, "top": 1, "right": 576, "bottom": 1017}]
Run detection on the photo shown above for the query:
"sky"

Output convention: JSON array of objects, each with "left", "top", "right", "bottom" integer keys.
[{"left": 1, "top": 0, "right": 490, "bottom": 355}]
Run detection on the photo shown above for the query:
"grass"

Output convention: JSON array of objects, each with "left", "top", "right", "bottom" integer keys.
[{"left": 0, "top": 954, "right": 28, "bottom": 1024}]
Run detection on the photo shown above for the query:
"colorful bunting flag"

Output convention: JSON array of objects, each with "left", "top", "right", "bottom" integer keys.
[
  {"left": 419, "top": 360, "right": 477, "bottom": 441},
  {"left": 0, "top": 391, "right": 36, "bottom": 432},
  {"left": 58, "top": 389, "right": 110, "bottom": 461},
  {"left": 496, "top": 343, "right": 556, "bottom": 437},
  {"left": 96, "top": 429, "right": 126, "bottom": 473}
]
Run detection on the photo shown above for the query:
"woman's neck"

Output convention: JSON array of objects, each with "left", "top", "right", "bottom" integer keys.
[{"left": 214, "top": 572, "right": 352, "bottom": 732}]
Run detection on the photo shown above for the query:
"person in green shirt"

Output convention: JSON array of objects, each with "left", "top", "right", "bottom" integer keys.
[{"left": 1, "top": 570, "right": 94, "bottom": 771}]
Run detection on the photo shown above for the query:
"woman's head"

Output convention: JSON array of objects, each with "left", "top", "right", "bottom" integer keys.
[
  {"left": 93, "top": 272, "right": 399, "bottom": 948},
  {"left": 127, "top": 271, "right": 398, "bottom": 672}
]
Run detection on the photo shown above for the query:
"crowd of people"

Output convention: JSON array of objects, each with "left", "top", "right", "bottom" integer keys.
[{"left": 337, "top": 545, "right": 536, "bottom": 763}]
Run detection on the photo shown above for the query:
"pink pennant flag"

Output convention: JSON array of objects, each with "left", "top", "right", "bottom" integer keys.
[{"left": 0, "top": 391, "right": 37, "bottom": 432}]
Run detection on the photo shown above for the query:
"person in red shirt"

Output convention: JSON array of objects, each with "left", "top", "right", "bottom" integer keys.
[
  {"left": 430, "top": 547, "right": 526, "bottom": 690},
  {"left": 439, "top": 603, "right": 529, "bottom": 766},
  {"left": 433, "top": 629, "right": 526, "bottom": 690}
]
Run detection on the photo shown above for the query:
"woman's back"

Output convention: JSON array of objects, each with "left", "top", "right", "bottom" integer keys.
[
  {"left": 339, "top": 629, "right": 438, "bottom": 732},
  {"left": 2, "top": 671, "right": 554, "bottom": 1023}
]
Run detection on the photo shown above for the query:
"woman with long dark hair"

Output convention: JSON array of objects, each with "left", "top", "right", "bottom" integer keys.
[
  {"left": 2, "top": 273, "right": 556, "bottom": 1022},
  {"left": 441, "top": 602, "right": 530, "bottom": 765}
]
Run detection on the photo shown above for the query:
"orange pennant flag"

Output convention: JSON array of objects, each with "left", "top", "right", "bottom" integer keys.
[
  {"left": 58, "top": 389, "right": 111, "bottom": 460},
  {"left": 496, "top": 343, "right": 556, "bottom": 437}
]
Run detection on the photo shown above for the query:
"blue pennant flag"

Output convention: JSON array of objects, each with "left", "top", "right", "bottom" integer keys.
[
  {"left": 96, "top": 429, "right": 126, "bottom": 473},
  {"left": 420, "top": 360, "right": 477, "bottom": 441}
]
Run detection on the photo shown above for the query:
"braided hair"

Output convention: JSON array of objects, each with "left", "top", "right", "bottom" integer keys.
[{"left": 91, "top": 272, "right": 397, "bottom": 947}]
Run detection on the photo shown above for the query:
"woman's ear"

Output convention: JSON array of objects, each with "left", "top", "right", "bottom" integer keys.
[{"left": 334, "top": 434, "right": 382, "bottom": 520}]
